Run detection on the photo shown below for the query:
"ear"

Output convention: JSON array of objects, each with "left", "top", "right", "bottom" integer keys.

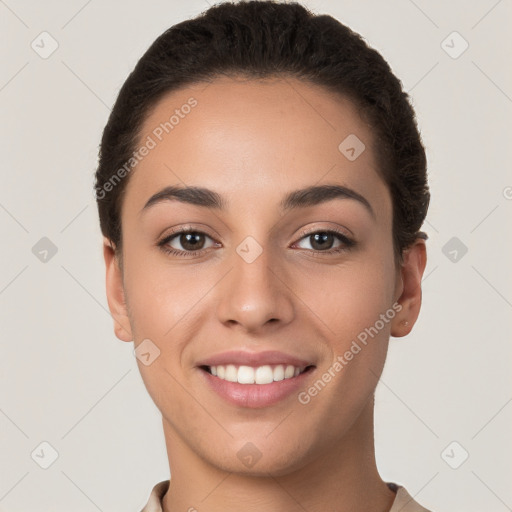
[
  {"left": 103, "top": 237, "right": 133, "bottom": 342},
  {"left": 390, "top": 238, "right": 427, "bottom": 338}
]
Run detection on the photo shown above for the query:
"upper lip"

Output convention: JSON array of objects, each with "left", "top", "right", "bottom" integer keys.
[{"left": 196, "top": 350, "right": 316, "bottom": 368}]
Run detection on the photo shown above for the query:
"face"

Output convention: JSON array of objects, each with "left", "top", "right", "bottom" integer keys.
[{"left": 104, "top": 76, "right": 425, "bottom": 476}]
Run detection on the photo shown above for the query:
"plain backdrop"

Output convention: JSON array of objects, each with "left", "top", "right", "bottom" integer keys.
[{"left": 1, "top": 1, "right": 511, "bottom": 511}]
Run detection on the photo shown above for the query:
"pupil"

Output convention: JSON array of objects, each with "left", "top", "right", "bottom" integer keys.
[
  {"left": 182, "top": 232, "right": 204, "bottom": 250},
  {"left": 311, "top": 232, "right": 333, "bottom": 250}
]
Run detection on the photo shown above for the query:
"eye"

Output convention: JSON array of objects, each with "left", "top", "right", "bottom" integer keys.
[
  {"left": 158, "top": 228, "right": 218, "bottom": 257},
  {"left": 293, "top": 229, "right": 355, "bottom": 254}
]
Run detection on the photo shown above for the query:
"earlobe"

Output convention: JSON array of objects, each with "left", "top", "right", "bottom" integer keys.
[
  {"left": 102, "top": 237, "right": 133, "bottom": 342},
  {"left": 391, "top": 239, "right": 427, "bottom": 338}
]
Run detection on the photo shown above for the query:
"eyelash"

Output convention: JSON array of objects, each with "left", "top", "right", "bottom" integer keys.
[{"left": 157, "top": 226, "right": 356, "bottom": 258}]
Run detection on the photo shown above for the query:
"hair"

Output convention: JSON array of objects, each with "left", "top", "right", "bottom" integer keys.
[{"left": 94, "top": 0, "right": 429, "bottom": 265}]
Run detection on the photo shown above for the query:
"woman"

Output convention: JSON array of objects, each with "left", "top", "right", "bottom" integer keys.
[{"left": 95, "top": 1, "right": 431, "bottom": 511}]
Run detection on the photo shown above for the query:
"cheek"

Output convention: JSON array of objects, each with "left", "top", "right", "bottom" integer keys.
[
  {"left": 294, "top": 254, "right": 396, "bottom": 346},
  {"left": 122, "top": 239, "right": 205, "bottom": 339},
  {"left": 292, "top": 256, "right": 397, "bottom": 423},
  {"left": 122, "top": 247, "right": 222, "bottom": 398}
]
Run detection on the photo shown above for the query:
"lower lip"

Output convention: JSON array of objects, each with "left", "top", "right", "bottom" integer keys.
[{"left": 199, "top": 367, "right": 315, "bottom": 408}]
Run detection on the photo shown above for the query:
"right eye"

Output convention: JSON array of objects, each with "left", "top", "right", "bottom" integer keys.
[{"left": 158, "top": 229, "right": 219, "bottom": 257}]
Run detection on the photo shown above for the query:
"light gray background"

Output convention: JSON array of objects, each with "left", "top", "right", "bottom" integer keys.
[{"left": 1, "top": 1, "right": 511, "bottom": 511}]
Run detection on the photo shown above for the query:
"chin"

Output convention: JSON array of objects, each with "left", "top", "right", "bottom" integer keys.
[{"left": 202, "top": 435, "right": 314, "bottom": 477}]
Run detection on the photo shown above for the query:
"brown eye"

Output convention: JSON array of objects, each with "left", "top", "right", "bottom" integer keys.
[
  {"left": 159, "top": 230, "right": 217, "bottom": 256},
  {"left": 178, "top": 232, "right": 206, "bottom": 251},
  {"left": 295, "top": 230, "right": 354, "bottom": 252},
  {"left": 308, "top": 232, "right": 335, "bottom": 251}
]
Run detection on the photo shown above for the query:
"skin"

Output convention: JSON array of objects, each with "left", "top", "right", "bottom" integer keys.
[{"left": 103, "top": 76, "right": 427, "bottom": 512}]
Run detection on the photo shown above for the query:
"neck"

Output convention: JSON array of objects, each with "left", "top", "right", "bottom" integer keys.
[{"left": 161, "top": 396, "right": 396, "bottom": 512}]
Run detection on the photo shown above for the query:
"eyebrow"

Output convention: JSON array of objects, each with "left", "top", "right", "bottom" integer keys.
[{"left": 141, "top": 183, "right": 375, "bottom": 219}]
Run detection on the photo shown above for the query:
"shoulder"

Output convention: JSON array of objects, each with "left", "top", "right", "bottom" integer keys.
[
  {"left": 139, "top": 480, "right": 170, "bottom": 512},
  {"left": 387, "top": 482, "right": 433, "bottom": 512}
]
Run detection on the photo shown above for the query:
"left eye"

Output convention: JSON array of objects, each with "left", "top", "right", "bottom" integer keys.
[{"left": 295, "top": 230, "right": 353, "bottom": 251}]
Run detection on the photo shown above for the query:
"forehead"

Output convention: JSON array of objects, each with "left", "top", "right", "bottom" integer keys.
[{"left": 123, "top": 76, "right": 390, "bottom": 217}]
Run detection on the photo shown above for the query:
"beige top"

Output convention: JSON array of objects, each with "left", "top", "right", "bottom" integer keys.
[{"left": 140, "top": 480, "right": 432, "bottom": 511}]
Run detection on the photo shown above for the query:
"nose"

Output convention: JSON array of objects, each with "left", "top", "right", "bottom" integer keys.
[{"left": 215, "top": 244, "right": 295, "bottom": 333}]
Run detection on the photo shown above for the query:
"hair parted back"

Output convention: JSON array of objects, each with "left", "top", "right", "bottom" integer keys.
[{"left": 95, "top": 0, "right": 429, "bottom": 263}]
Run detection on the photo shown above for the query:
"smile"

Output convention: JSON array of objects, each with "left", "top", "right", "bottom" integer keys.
[
  {"left": 199, "top": 364, "right": 316, "bottom": 408},
  {"left": 202, "top": 364, "right": 313, "bottom": 384}
]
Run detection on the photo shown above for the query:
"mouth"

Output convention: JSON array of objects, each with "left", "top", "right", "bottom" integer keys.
[
  {"left": 195, "top": 349, "right": 317, "bottom": 408},
  {"left": 198, "top": 363, "right": 317, "bottom": 408},
  {"left": 199, "top": 363, "right": 315, "bottom": 384}
]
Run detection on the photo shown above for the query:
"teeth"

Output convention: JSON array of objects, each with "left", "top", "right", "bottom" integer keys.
[
  {"left": 225, "top": 364, "right": 238, "bottom": 382},
  {"left": 207, "top": 364, "right": 307, "bottom": 384},
  {"left": 284, "top": 365, "right": 295, "bottom": 379}
]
